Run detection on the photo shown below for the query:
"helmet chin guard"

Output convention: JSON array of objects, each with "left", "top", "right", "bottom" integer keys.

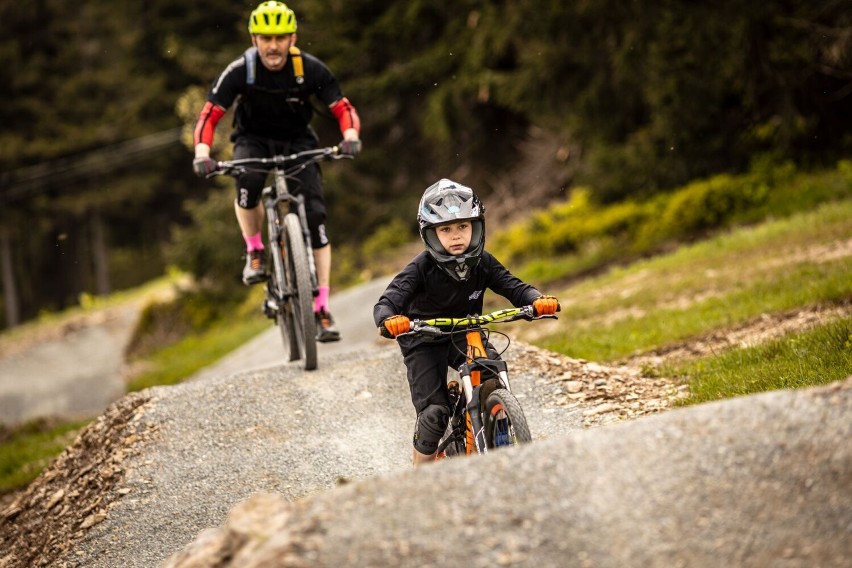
[{"left": 417, "top": 179, "right": 485, "bottom": 282}]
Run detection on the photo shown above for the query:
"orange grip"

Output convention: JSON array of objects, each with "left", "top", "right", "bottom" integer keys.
[
  {"left": 383, "top": 315, "right": 410, "bottom": 337},
  {"left": 533, "top": 295, "right": 559, "bottom": 316}
]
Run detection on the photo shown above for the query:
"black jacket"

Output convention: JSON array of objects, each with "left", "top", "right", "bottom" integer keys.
[
  {"left": 373, "top": 250, "right": 541, "bottom": 328},
  {"left": 206, "top": 49, "right": 344, "bottom": 141}
]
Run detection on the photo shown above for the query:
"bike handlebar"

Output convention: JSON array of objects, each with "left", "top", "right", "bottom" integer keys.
[
  {"left": 206, "top": 146, "right": 351, "bottom": 178},
  {"left": 405, "top": 305, "right": 556, "bottom": 338}
]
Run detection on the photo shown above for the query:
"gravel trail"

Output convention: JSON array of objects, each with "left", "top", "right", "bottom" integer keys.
[
  {"left": 65, "top": 342, "right": 581, "bottom": 567},
  {"left": 0, "top": 277, "right": 680, "bottom": 568}
]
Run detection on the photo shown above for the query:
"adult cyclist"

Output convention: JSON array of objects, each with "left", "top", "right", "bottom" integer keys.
[{"left": 192, "top": 1, "right": 361, "bottom": 342}]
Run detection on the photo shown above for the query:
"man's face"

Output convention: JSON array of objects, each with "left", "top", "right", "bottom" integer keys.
[
  {"left": 252, "top": 33, "right": 295, "bottom": 72},
  {"left": 435, "top": 221, "right": 473, "bottom": 256}
]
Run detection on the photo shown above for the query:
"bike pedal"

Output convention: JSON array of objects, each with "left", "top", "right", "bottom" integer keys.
[
  {"left": 262, "top": 300, "right": 278, "bottom": 319},
  {"left": 447, "top": 380, "right": 460, "bottom": 404}
]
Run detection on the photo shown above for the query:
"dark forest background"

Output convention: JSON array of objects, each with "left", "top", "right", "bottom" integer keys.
[{"left": 1, "top": 0, "right": 850, "bottom": 329}]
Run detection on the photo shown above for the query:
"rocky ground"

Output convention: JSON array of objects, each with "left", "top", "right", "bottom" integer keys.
[{"left": 0, "top": 393, "right": 153, "bottom": 567}]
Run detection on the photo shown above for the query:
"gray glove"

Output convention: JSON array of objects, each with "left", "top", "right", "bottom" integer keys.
[
  {"left": 192, "top": 157, "right": 218, "bottom": 177},
  {"left": 339, "top": 139, "right": 362, "bottom": 156}
]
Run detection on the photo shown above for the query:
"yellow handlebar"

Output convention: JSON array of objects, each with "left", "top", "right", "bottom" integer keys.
[{"left": 417, "top": 307, "right": 530, "bottom": 328}]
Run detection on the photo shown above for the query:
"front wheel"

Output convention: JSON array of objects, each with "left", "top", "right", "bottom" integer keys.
[
  {"left": 283, "top": 213, "right": 318, "bottom": 370},
  {"left": 483, "top": 389, "right": 532, "bottom": 450},
  {"left": 265, "top": 207, "right": 300, "bottom": 363}
]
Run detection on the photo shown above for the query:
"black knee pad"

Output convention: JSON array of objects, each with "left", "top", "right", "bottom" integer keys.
[{"left": 413, "top": 404, "right": 449, "bottom": 454}]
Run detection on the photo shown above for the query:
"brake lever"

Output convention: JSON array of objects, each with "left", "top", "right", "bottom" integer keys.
[{"left": 410, "top": 324, "right": 443, "bottom": 338}]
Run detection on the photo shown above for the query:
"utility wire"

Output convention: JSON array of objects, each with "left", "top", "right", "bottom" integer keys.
[{"left": 0, "top": 128, "right": 184, "bottom": 203}]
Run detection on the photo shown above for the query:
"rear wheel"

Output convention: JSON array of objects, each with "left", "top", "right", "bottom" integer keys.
[
  {"left": 441, "top": 436, "right": 465, "bottom": 458},
  {"left": 279, "top": 291, "right": 301, "bottom": 363},
  {"left": 483, "top": 389, "right": 531, "bottom": 449},
  {"left": 438, "top": 418, "right": 466, "bottom": 458},
  {"left": 283, "top": 213, "right": 317, "bottom": 370},
  {"left": 438, "top": 389, "right": 466, "bottom": 459}
]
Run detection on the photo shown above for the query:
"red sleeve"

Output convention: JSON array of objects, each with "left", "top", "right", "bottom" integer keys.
[
  {"left": 329, "top": 97, "right": 361, "bottom": 136},
  {"left": 193, "top": 101, "right": 226, "bottom": 146}
]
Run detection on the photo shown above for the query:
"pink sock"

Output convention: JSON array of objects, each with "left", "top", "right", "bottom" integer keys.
[
  {"left": 244, "top": 232, "right": 264, "bottom": 252},
  {"left": 314, "top": 286, "right": 330, "bottom": 313}
]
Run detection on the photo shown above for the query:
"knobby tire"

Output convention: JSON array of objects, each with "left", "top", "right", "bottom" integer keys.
[
  {"left": 439, "top": 396, "right": 467, "bottom": 458},
  {"left": 483, "top": 388, "right": 532, "bottom": 449},
  {"left": 283, "top": 212, "right": 317, "bottom": 370},
  {"left": 266, "top": 207, "right": 300, "bottom": 362}
]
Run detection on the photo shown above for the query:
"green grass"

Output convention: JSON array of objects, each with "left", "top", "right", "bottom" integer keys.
[
  {"left": 126, "top": 289, "right": 271, "bottom": 392},
  {"left": 126, "top": 317, "right": 270, "bottom": 392},
  {"left": 0, "top": 420, "right": 89, "bottom": 493},
  {"left": 671, "top": 317, "right": 852, "bottom": 404},
  {"left": 525, "top": 199, "right": 852, "bottom": 362},
  {"left": 0, "top": 272, "right": 187, "bottom": 346}
]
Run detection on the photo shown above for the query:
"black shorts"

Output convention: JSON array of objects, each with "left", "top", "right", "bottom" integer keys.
[
  {"left": 399, "top": 334, "right": 500, "bottom": 414},
  {"left": 232, "top": 135, "right": 329, "bottom": 249}
]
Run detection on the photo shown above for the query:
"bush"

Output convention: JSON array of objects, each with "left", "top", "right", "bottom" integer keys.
[
  {"left": 492, "top": 187, "right": 657, "bottom": 264},
  {"left": 124, "top": 290, "right": 233, "bottom": 359},
  {"left": 470, "top": 162, "right": 848, "bottom": 285},
  {"left": 362, "top": 218, "right": 414, "bottom": 257},
  {"left": 491, "top": 188, "right": 595, "bottom": 262},
  {"left": 166, "top": 187, "right": 246, "bottom": 295},
  {"left": 649, "top": 173, "right": 769, "bottom": 240}
]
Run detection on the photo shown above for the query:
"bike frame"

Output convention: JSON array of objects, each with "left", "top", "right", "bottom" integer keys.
[
  {"left": 266, "top": 165, "right": 318, "bottom": 296},
  {"left": 213, "top": 148, "right": 340, "bottom": 299}
]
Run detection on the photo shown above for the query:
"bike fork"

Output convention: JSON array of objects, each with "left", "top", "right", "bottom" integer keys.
[
  {"left": 263, "top": 199, "right": 287, "bottom": 316},
  {"left": 497, "top": 369, "right": 512, "bottom": 392}
]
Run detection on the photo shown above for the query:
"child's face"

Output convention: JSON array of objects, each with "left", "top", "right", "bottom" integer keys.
[{"left": 435, "top": 221, "right": 473, "bottom": 256}]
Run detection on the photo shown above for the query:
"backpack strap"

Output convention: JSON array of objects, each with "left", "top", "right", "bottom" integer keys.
[
  {"left": 243, "top": 47, "right": 257, "bottom": 86},
  {"left": 289, "top": 46, "right": 305, "bottom": 84},
  {"left": 243, "top": 46, "right": 304, "bottom": 85}
]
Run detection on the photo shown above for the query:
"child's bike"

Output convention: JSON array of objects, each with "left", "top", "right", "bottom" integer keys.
[
  {"left": 400, "top": 305, "right": 557, "bottom": 459},
  {"left": 208, "top": 146, "right": 351, "bottom": 371}
]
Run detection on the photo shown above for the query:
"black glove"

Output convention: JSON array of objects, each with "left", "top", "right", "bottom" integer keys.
[
  {"left": 192, "top": 157, "right": 218, "bottom": 177},
  {"left": 339, "top": 139, "right": 362, "bottom": 156}
]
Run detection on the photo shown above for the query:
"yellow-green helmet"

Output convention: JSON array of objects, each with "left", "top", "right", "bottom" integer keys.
[{"left": 248, "top": 1, "right": 297, "bottom": 35}]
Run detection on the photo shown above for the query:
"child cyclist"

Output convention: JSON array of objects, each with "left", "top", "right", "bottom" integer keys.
[{"left": 373, "top": 179, "right": 559, "bottom": 466}]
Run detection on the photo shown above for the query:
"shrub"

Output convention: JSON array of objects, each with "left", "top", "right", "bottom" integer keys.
[
  {"left": 649, "top": 174, "right": 769, "bottom": 240},
  {"left": 166, "top": 187, "right": 246, "bottom": 295},
  {"left": 124, "top": 290, "right": 231, "bottom": 359}
]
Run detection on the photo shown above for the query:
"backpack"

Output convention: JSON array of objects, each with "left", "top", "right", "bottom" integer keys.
[{"left": 243, "top": 46, "right": 305, "bottom": 86}]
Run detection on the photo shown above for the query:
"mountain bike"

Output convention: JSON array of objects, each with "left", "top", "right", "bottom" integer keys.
[
  {"left": 209, "top": 146, "right": 352, "bottom": 371},
  {"left": 399, "top": 305, "right": 558, "bottom": 459}
]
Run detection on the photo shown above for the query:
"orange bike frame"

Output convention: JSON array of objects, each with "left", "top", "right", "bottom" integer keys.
[{"left": 462, "top": 329, "right": 487, "bottom": 455}]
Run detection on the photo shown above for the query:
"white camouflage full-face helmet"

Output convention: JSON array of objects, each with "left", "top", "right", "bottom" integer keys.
[{"left": 417, "top": 178, "right": 485, "bottom": 282}]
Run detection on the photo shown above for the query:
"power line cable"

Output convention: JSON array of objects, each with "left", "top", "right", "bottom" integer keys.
[{"left": 0, "top": 128, "right": 184, "bottom": 203}]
